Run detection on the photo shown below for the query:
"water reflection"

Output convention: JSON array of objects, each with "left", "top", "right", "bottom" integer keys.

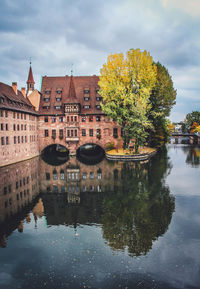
[
  {"left": 0, "top": 158, "right": 40, "bottom": 247},
  {"left": 0, "top": 149, "right": 175, "bottom": 256}
]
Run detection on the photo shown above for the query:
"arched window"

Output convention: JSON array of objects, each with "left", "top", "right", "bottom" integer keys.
[
  {"left": 60, "top": 169, "right": 65, "bottom": 180},
  {"left": 53, "top": 169, "right": 57, "bottom": 180}
]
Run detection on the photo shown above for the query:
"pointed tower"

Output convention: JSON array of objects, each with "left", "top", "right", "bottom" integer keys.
[
  {"left": 27, "top": 62, "right": 35, "bottom": 96},
  {"left": 65, "top": 74, "right": 80, "bottom": 152}
]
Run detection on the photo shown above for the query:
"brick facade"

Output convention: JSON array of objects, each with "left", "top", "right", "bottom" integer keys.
[{"left": 0, "top": 68, "right": 122, "bottom": 166}]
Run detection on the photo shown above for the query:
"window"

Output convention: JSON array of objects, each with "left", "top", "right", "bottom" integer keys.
[
  {"left": 60, "top": 170, "right": 65, "bottom": 180},
  {"left": 56, "top": 97, "right": 62, "bottom": 102},
  {"left": 13, "top": 124, "right": 16, "bottom": 131},
  {"left": 45, "top": 129, "right": 49, "bottom": 137},
  {"left": 21, "top": 136, "right": 24, "bottom": 143},
  {"left": 44, "top": 98, "right": 50, "bottom": 102},
  {"left": 54, "top": 106, "right": 61, "bottom": 109},
  {"left": 17, "top": 124, "right": 19, "bottom": 131},
  {"left": 1, "top": 123, "right": 3, "bottom": 130},
  {"left": 59, "top": 116, "right": 63, "bottom": 122},
  {"left": 45, "top": 90, "right": 51, "bottom": 94},
  {"left": 0, "top": 110, "right": 3, "bottom": 117},
  {"left": 52, "top": 129, "right": 56, "bottom": 139},
  {"left": 17, "top": 113, "right": 19, "bottom": 119},
  {"left": 97, "top": 129, "right": 101, "bottom": 138},
  {"left": 67, "top": 116, "right": 69, "bottom": 122},
  {"left": 21, "top": 124, "right": 23, "bottom": 130},
  {"left": 89, "top": 116, "right": 93, "bottom": 122},
  {"left": 83, "top": 105, "right": 90, "bottom": 109},
  {"left": 52, "top": 116, "right": 56, "bottom": 123},
  {"left": 24, "top": 114, "right": 26, "bottom": 120},
  {"left": 84, "top": 97, "right": 90, "bottom": 101},
  {"left": 67, "top": 130, "right": 70, "bottom": 137},
  {"left": 82, "top": 116, "right": 86, "bottom": 122},
  {"left": 97, "top": 169, "right": 102, "bottom": 179},
  {"left": 71, "top": 116, "right": 73, "bottom": 122},
  {"left": 90, "top": 172, "right": 94, "bottom": 179},
  {"left": 57, "top": 90, "right": 62, "bottom": 94},
  {"left": 53, "top": 169, "right": 58, "bottom": 180},
  {"left": 74, "top": 116, "right": 77, "bottom": 122},
  {"left": 1, "top": 137, "right": 4, "bottom": 145},
  {"left": 71, "top": 130, "right": 73, "bottom": 137},
  {"left": 5, "top": 111, "right": 8, "bottom": 117},
  {"left": 74, "top": 130, "right": 77, "bottom": 137},
  {"left": 89, "top": 129, "right": 93, "bottom": 137},
  {"left": 84, "top": 89, "right": 90, "bottom": 94},
  {"left": 96, "top": 116, "right": 101, "bottom": 122},
  {"left": 96, "top": 89, "right": 99, "bottom": 94},
  {"left": 113, "top": 128, "right": 118, "bottom": 138},
  {"left": 96, "top": 105, "right": 101, "bottom": 109},
  {"left": 46, "top": 173, "right": 50, "bottom": 180},
  {"left": 82, "top": 173, "right": 87, "bottom": 180},
  {"left": 96, "top": 96, "right": 102, "bottom": 101},
  {"left": 44, "top": 116, "right": 48, "bottom": 122},
  {"left": 18, "top": 136, "right": 20, "bottom": 143},
  {"left": 14, "top": 136, "right": 16, "bottom": 144},
  {"left": 13, "top": 112, "right": 15, "bottom": 118},
  {"left": 25, "top": 136, "right": 27, "bottom": 143},
  {"left": 82, "top": 129, "right": 86, "bottom": 136},
  {"left": 24, "top": 125, "right": 27, "bottom": 131},
  {"left": 59, "top": 129, "right": 63, "bottom": 139}
]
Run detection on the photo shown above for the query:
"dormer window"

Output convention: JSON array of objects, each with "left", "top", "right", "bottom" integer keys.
[
  {"left": 84, "top": 89, "right": 90, "bottom": 94},
  {"left": 83, "top": 105, "right": 90, "bottom": 109},
  {"left": 54, "top": 106, "right": 62, "bottom": 110}
]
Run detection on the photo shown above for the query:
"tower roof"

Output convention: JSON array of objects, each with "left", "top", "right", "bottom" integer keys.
[
  {"left": 68, "top": 75, "right": 78, "bottom": 103},
  {"left": 27, "top": 64, "right": 35, "bottom": 84}
]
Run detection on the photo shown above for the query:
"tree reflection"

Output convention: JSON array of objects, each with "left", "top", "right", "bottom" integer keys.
[
  {"left": 185, "top": 147, "right": 200, "bottom": 167},
  {"left": 102, "top": 148, "right": 175, "bottom": 256}
]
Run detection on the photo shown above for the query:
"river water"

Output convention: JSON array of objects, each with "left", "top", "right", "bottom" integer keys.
[{"left": 0, "top": 145, "right": 200, "bottom": 289}]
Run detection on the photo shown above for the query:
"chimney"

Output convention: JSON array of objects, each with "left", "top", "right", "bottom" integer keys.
[
  {"left": 12, "top": 82, "right": 18, "bottom": 95},
  {"left": 21, "top": 87, "right": 26, "bottom": 97}
]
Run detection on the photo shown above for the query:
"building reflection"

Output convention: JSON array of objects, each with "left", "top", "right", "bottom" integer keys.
[
  {"left": 0, "top": 157, "right": 40, "bottom": 247},
  {"left": 0, "top": 149, "right": 175, "bottom": 256}
]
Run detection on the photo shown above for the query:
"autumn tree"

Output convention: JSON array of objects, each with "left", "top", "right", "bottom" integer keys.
[
  {"left": 99, "top": 49, "right": 157, "bottom": 153},
  {"left": 185, "top": 111, "right": 200, "bottom": 131},
  {"left": 148, "top": 62, "right": 176, "bottom": 147}
]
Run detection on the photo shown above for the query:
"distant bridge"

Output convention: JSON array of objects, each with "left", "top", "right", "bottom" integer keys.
[{"left": 171, "top": 133, "right": 200, "bottom": 145}]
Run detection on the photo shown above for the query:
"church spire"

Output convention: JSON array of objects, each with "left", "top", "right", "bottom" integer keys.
[{"left": 27, "top": 61, "right": 35, "bottom": 95}]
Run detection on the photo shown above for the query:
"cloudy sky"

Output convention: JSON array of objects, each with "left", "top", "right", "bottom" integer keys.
[{"left": 0, "top": 0, "right": 199, "bottom": 122}]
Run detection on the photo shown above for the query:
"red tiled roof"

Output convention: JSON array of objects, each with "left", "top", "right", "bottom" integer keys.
[
  {"left": 0, "top": 82, "right": 37, "bottom": 114},
  {"left": 39, "top": 75, "right": 103, "bottom": 115},
  {"left": 27, "top": 66, "right": 35, "bottom": 84}
]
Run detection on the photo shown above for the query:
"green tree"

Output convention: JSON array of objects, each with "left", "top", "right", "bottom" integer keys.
[
  {"left": 185, "top": 111, "right": 200, "bottom": 130},
  {"left": 98, "top": 49, "right": 157, "bottom": 153},
  {"left": 148, "top": 62, "right": 176, "bottom": 147}
]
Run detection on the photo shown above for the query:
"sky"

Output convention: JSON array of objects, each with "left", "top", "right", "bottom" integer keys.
[{"left": 0, "top": 0, "right": 199, "bottom": 122}]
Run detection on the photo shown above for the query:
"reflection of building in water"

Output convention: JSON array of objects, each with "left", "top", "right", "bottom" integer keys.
[
  {"left": 39, "top": 156, "right": 125, "bottom": 200},
  {"left": 0, "top": 157, "right": 40, "bottom": 223},
  {"left": 0, "top": 157, "right": 40, "bottom": 247}
]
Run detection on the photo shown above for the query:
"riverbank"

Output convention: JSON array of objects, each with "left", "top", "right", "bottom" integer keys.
[{"left": 106, "top": 147, "right": 156, "bottom": 161}]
